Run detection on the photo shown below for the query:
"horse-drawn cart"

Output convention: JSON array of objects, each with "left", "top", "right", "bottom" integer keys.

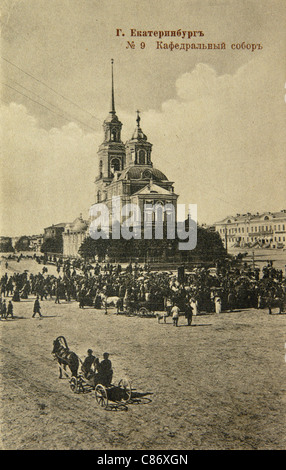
[
  {"left": 124, "top": 299, "right": 156, "bottom": 317},
  {"left": 69, "top": 375, "right": 132, "bottom": 409},
  {"left": 52, "top": 336, "right": 132, "bottom": 410}
]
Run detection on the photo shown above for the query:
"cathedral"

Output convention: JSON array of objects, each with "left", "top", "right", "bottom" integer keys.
[{"left": 63, "top": 60, "right": 178, "bottom": 257}]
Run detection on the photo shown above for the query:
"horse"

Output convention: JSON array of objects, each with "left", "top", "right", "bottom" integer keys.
[
  {"left": 98, "top": 293, "right": 120, "bottom": 307},
  {"left": 52, "top": 336, "right": 79, "bottom": 378},
  {"left": 265, "top": 296, "right": 285, "bottom": 314}
]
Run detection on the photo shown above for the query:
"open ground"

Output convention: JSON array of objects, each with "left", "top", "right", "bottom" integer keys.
[{"left": 0, "top": 258, "right": 285, "bottom": 450}]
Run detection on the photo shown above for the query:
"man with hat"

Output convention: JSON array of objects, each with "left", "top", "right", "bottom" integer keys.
[
  {"left": 81, "top": 349, "right": 98, "bottom": 380},
  {"left": 32, "top": 296, "right": 42, "bottom": 317},
  {"left": 98, "top": 353, "right": 113, "bottom": 386}
]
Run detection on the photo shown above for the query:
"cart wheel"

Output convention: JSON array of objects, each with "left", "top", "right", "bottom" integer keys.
[
  {"left": 95, "top": 384, "right": 108, "bottom": 408},
  {"left": 70, "top": 377, "right": 78, "bottom": 393},
  {"left": 118, "top": 378, "right": 132, "bottom": 402},
  {"left": 139, "top": 307, "right": 148, "bottom": 316}
]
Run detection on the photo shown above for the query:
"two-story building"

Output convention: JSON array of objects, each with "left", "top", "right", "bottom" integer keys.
[{"left": 214, "top": 210, "right": 286, "bottom": 249}]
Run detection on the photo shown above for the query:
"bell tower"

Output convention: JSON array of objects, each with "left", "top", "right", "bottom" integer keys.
[
  {"left": 126, "top": 111, "right": 153, "bottom": 167},
  {"left": 96, "top": 59, "right": 126, "bottom": 182}
]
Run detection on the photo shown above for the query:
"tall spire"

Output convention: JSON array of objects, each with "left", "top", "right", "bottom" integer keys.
[{"left": 110, "top": 59, "right": 115, "bottom": 114}]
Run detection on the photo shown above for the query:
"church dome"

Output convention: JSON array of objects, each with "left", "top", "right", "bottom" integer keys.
[
  {"left": 118, "top": 166, "right": 168, "bottom": 181},
  {"left": 129, "top": 110, "right": 148, "bottom": 141},
  {"left": 72, "top": 217, "right": 88, "bottom": 232},
  {"left": 130, "top": 126, "right": 147, "bottom": 141},
  {"left": 104, "top": 112, "right": 121, "bottom": 124}
]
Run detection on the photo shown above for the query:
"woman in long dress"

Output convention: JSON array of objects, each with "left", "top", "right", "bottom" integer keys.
[
  {"left": 215, "top": 296, "right": 222, "bottom": 314},
  {"left": 190, "top": 298, "right": 198, "bottom": 316}
]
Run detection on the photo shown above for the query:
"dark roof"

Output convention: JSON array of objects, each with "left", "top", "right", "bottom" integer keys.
[
  {"left": 44, "top": 223, "right": 67, "bottom": 230},
  {"left": 215, "top": 210, "right": 286, "bottom": 225},
  {"left": 118, "top": 165, "right": 168, "bottom": 181}
]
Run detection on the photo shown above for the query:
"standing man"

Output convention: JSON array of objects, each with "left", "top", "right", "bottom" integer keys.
[
  {"left": 32, "top": 296, "right": 42, "bottom": 318},
  {"left": 171, "top": 303, "right": 180, "bottom": 327},
  {"left": 227, "top": 290, "right": 236, "bottom": 312},
  {"left": 79, "top": 290, "right": 85, "bottom": 309},
  {"left": 98, "top": 353, "right": 113, "bottom": 386},
  {"left": 185, "top": 302, "right": 193, "bottom": 326},
  {"left": 2, "top": 300, "right": 7, "bottom": 319},
  {"left": 6, "top": 300, "right": 14, "bottom": 319},
  {"left": 55, "top": 282, "right": 61, "bottom": 304}
]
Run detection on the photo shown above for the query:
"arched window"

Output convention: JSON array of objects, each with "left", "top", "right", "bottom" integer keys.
[
  {"left": 99, "top": 160, "right": 103, "bottom": 178},
  {"left": 155, "top": 201, "right": 164, "bottom": 222},
  {"left": 111, "top": 129, "right": 117, "bottom": 141},
  {"left": 138, "top": 149, "right": 146, "bottom": 165},
  {"left": 110, "top": 158, "right": 120, "bottom": 172}
]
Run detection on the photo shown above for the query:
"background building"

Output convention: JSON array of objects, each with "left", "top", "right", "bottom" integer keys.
[
  {"left": 42, "top": 222, "right": 67, "bottom": 254},
  {"left": 214, "top": 210, "right": 286, "bottom": 249},
  {"left": 62, "top": 215, "right": 89, "bottom": 257},
  {"left": 43, "top": 223, "right": 67, "bottom": 240}
]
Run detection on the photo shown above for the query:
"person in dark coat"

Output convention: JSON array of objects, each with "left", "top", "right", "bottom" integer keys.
[
  {"left": 12, "top": 288, "right": 20, "bottom": 302},
  {"left": 55, "top": 284, "right": 61, "bottom": 304},
  {"left": 32, "top": 296, "right": 42, "bottom": 317},
  {"left": 116, "top": 297, "right": 124, "bottom": 314},
  {"left": 94, "top": 294, "right": 102, "bottom": 309},
  {"left": 6, "top": 300, "right": 13, "bottom": 319},
  {"left": 185, "top": 303, "right": 193, "bottom": 326},
  {"left": 227, "top": 291, "right": 236, "bottom": 312},
  {"left": 98, "top": 353, "right": 113, "bottom": 386},
  {"left": 1, "top": 300, "right": 7, "bottom": 319},
  {"left": 79, "top": 291, "right": 85, "bottom": 309},
  {"left": 81, "top": 349, "right": 98, "bottom": 380},
  {"left": 266, "top": 295, "right": 273, "bottom": 314}
]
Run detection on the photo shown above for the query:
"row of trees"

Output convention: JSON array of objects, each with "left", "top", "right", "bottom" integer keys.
[
  {"left": 78, "top": 227, "right": 226, "bottom": 263},
  {"left": 10, "top": 225, "right": 226, "bottom": 265},
  {"left": 40, "top": 237, "right": 63, "bottom": 254}
]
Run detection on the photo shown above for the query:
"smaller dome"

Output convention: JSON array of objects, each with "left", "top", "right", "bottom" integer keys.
[
  {"left": 104, "top": 112, "right": 121, "bottom": 124},
  {"left": 131, "top": 126, "right": 147, "bottom": 141},
  {"left": 130, "top": 111, "right": 147, "bottom": 141},
  {"left": 72, "top": 217, "right": 88, "bottom": 232}
]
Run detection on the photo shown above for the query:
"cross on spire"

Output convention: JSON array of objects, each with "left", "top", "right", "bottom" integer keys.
[
  {"left": 110, "top": 59, "right": 115, "bottom": 114},
  {"left": 136, "top": 109, "right": 141, "bottom": 127}
]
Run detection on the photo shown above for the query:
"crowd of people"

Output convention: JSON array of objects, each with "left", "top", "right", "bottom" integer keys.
[{"left": 0, "top": 253, "right": 285, "bottom": 321}]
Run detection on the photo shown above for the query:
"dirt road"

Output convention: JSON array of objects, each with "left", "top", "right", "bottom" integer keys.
[{"left": 0, "top": 258, "right": 285, "bottom": 450}]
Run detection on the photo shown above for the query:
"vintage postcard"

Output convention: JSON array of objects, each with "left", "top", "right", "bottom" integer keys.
[{"left": 0, "top": 0, "right": 285, "bottom": 453}]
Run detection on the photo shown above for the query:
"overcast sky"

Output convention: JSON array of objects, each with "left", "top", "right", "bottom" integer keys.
[{"left": 1, "top": 0, "right": 286, "bottom": 236}]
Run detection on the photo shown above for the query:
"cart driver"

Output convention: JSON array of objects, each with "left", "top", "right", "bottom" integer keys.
[
  {"left": 97, "top": 352, "right": 113, "bottom": 386},
  {"left": 81, "top": 349, "right": 99, "bottom": 380}
]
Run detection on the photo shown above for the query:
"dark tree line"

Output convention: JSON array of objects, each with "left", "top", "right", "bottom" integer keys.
[{"left": 78, "top": 225, "right": 226, "bottom": 263}]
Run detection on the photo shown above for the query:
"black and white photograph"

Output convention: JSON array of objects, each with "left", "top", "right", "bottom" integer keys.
[{"left": 0, "top": 0, "right": 286, "bottom": 453}]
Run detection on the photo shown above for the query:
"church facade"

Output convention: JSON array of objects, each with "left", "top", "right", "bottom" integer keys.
[{"left": 63, "top": 60, "right": 178, "bottom": 257}]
